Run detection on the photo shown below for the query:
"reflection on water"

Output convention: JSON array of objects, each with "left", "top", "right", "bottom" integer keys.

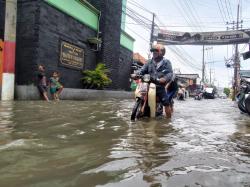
[
  {"left": 0, "top": 102, "right": 15, "bottom": 146},
  {"left": 0, "top": 99, "right": 249, "bottom": 187}
]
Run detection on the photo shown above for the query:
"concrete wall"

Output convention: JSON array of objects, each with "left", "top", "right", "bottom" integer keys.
[
  {"left": 15, "top": 85, "right": 134, "bottom": 100},
  {"left": 15, "top": 0, "right": 97, "bottom": 88}
]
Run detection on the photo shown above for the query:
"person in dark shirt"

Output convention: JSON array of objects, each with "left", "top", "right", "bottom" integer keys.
[
  {"left": 37, "top": 65, "right": 49, "bottom": 101},
  {"left": 131, "top": 44, "right": 177, "bottom": 118}
]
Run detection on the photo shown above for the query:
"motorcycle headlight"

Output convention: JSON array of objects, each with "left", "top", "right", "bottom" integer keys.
[{"left": 143, "top": 74, "right": 150, "bottom": 82}]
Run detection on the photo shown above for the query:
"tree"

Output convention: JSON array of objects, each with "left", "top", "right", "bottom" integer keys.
[{"left": 224, "top": 87, "right": 230, "bottom": 97}]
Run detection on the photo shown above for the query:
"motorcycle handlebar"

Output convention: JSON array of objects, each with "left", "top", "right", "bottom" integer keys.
[{"left": 131, "top": 74, "right": 166, "bottom": 85}]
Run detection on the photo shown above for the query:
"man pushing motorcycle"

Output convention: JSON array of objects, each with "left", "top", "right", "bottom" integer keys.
[{"left": 131, "top": 44, "right": 177, "bottom": 118}]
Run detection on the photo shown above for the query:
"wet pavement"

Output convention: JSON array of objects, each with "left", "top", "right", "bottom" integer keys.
[{"left": 0, "top": 98, "right": 249, "bottom": 187}]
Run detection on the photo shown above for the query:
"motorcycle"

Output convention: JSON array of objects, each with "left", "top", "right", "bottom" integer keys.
[
  {"left": 194, "top": 90, "right": 203, "bottom": 100},
  {"left": 130, "top": 74, "right": 163, "bottom": 121},
  {"left": 177, "top": 87, "right": 185, "bottom": 100},
  {"left": 236, "top": 76, "right": 250, "bottom": 115}
]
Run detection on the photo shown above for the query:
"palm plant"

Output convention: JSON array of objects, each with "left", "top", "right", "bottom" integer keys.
[{"left": 81, "top": 63, "right": 112, "bottom": 89}]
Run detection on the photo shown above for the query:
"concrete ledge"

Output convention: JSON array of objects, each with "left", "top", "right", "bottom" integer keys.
[{"left": 15, "top": 85, "right": 134, "bottom": 100}]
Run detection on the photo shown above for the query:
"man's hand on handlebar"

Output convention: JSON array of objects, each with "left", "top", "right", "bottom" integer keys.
[
  {"left": 130, "top": 74, "right": 138, "bottom": 79},
  {"left": 159, "top": 78, "right": 167, "bottom": 84}
]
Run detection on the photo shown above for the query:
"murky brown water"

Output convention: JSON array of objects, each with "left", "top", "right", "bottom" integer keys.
[{"left": 0, "top": 99, "right": 249, "bottom": 187}]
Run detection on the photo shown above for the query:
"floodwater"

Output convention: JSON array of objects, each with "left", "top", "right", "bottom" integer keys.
[{"left": 0, "top": 98, "right": 249, "bottom": 187}]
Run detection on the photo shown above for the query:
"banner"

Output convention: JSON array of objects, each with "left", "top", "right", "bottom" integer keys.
[{"left": 154, "top": 29, "right": 250, "bottom": 45}]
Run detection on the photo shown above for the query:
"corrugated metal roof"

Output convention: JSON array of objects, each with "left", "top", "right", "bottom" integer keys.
[{"left": 240, "top": 70, "right": 250, "bottom": 77}]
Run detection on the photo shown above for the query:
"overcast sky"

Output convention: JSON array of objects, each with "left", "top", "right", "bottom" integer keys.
[{"left": 124, "top": 0, "right": 250, "bottom": 88}]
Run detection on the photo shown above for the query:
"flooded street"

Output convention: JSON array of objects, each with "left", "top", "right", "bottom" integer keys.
[{"left": 0, "top": 98, "right": 249, "bottom": 187}]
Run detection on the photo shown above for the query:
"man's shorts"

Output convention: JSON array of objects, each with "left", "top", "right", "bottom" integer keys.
[{"left": 157, "top": 88, "right": 177, "bottom": 106}]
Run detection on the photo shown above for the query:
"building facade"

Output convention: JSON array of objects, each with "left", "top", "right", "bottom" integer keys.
[{"left": 1, "top": 0, "right": 134, "bottom": 92}]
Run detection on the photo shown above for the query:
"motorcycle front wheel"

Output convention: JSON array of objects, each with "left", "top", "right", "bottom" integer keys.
[
  {"left": 237, "top": 93, "right": 247, "bottom": 113},
  {"left": 238, "top": 98, "right": 247, "bottom": 113},
  {"left": 245, "top": 95, "right": 250, "bottom": 115},
  {"left": 131, "top": 98, "right": 143, "bottom": 121}
]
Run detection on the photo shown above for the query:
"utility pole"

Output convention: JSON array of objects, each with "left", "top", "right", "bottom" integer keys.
[
  {"left": 202, "top": 45, "right": 205, "bottom": 84},
  {"left": 1, "top": 0, "right": 17, "bottom": 100},
  {"left": 232, "top": 3, "right": 240, "bottom": 101},
  {"left": 201, "top": 46, "right": 213, "bottom": 85},
  {"left": 209, "top": 68, "right": 212, "bottom": 85}
]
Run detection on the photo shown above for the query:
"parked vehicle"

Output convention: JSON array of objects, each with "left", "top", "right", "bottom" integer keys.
[
  {"left": 218, "top": 93, "right": 227, "bottom": 99},
  {"left": 236, "top": 76, "right": 250, "bottom": 115},
  {"left": 177, "top": 87, "right": 185, "bottom": 100},
  {"left": 130, "top": 74, "right": 162, "bottom": 121},
  {"left": 203, "top": 87, "right": 215, "bottom": 99},
  {"left": 194, "top": 89, "right": 203, "bottom": 100}
]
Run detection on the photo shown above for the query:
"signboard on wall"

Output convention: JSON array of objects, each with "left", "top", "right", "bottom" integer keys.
[
  {"left": 154, "top": 29, "right": 250, "bottom": 45},
  {"left": 60, "top": 41, "right": 84, "bottom": 69}
]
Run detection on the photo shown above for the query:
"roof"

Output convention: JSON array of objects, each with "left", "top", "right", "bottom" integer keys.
[
  {"left": 133, "top": 53, "right": 147, "bottom": 64},
  {"left": 240, "top": 70, "right": 250, "bottom": 77},
  {"left": 176, "top": 74, "right": 199, "bottom": 80}
]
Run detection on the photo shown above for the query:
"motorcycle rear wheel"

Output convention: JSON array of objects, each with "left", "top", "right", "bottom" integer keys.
[{"left": 131, "top": 99, "right": 143, "bottom": 121}]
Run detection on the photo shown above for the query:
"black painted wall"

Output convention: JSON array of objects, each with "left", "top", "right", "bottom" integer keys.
[
  {"left": 15, "top": 0, "right": 132, "bottom": 90},
  {"left": 37, "top": 1, "right": 97, "bottom": 88},
  {"left": 15, "top": 0, "right": 97, "bottom": 88},
  {"left": 119, "top": 46, "right": 133, "bottom": 91},
  {"left": 16, "top": 0, "right": 40, "bottom": 85},
  {"left": 0, "top": 0, "right": 5, "bottom": 39},
  {"left": 87, "top": 0, "right": 123, "bottom": 89}
]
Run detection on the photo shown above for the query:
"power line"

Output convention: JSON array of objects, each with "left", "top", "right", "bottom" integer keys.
[
  {"left": 123, "top": 9, "right": 151, "bottom": 31},
  {"left": 123, "top": 21, "right": 230, "bottom": 28},
  {"left": 169, "top": 46, "right": 202, "bottom": 71},
  {"left": 182, "top": 0, "right": 204, "bottom": 31},
  {"left": 219, "top": 0, "right": 231, "bottom": 22},
  {"left": 217, "top": 0, "right": 227, "bottom": 23},
  {"left": 172, "top": 1, "right": 196, "bottom": 31},
  {"left": 126, "top": 26, "right": 150, "bottom": 43},
  {"left": 127, "top": 0, "right": 153, "bottom": 14},
  {"left": 224, "top": 0, "right": 234, "bottom": 21},
  {"left": 126, "top": 6, "right": 152, "bottom": 23},
  {"left": 226, "top": 0, "right": 234, "bottom": 20}
]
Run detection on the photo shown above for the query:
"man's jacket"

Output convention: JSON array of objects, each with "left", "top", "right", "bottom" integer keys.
[{"left": 138, "top": 58, "right": 173, "bottom": 91}]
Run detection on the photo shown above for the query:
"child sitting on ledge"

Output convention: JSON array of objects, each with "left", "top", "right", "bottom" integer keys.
[{"left": 50, "top": 71, "right": 63, "bottom": 101}]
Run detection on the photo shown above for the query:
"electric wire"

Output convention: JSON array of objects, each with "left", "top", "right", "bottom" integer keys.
[
  {"left": 224, "top": 0, "right": 234, "bottom": 22},
  {"left": 217, "top": 0, "right": 227, "bottom": 23},
  {"left": 127, "top": 0, "right": 153, "bottom": 14}
]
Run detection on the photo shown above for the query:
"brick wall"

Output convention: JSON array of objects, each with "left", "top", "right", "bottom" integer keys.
[{"left": 16, "top": 0, "right": 97, "bottom": 88}]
